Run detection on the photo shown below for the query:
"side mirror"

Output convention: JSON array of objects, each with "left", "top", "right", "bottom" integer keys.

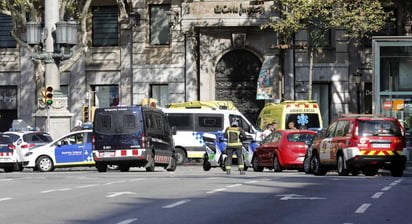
[{"left": 171, "top": 126, "right": 177, "bottom": 135}]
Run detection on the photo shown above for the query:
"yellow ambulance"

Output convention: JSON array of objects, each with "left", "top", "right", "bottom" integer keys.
[{"left": 257, "top": 100, "right": 323, "bottom": 130}]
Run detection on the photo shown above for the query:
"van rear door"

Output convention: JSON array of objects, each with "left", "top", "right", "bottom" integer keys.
[{"left": 93, "top": 107, "right": 144, "bottom": 151}]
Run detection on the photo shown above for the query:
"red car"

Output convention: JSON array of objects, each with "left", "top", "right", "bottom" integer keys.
[{"left": 252, "top": 129, "right": 317, "bottom": 172}]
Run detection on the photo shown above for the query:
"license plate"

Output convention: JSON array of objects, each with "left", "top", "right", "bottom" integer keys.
[
  {"left": 372, "top": 144, "right": 390, "bottom": 148},
  {"left": 99, "top": 151, "right": 115, "bottom": 157}
]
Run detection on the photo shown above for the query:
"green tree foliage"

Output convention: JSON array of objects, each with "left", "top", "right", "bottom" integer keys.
[{"left": 261, "top": 0, "right": 389, "bottom": 99}]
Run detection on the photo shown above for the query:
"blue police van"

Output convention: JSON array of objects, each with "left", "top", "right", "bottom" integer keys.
[{"left": 92, "top": 106, "right": 177, "bottom": 172}]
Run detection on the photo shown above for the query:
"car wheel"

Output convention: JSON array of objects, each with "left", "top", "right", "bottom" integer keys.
[
  {"left": 252, "top": 155, "right": 263, "bottom": 172},
  {"left": 311, "top": 152, "right": 326, "bottom": 176},
  {"left": 175, "top": 148, "right": 186, "bottom": 165},
  {"left": 351, "top": 169, "right": 360, "bottom": 176},
  {"left": 119, "top": 164, "right": 130, "bottom": 172},
  {"left": 203, "top": 153, "right": 212, "bottom": 171},
  {"left": 146, "top": 153, "right": 155, "bottom": 172},
  {"left": 362, "top": 166, "right": 379, "bottom": 176},
  {"left": 15, "top": 162, "right": 24, "bottom": 171},
  {"left": 337, "top": 153, "right": 349, "bottom": 176},
  {"left": 303, "top": 154, "right": 311, "bottom": 174},
  {"left": 3, "top": 166, "right": 13, "bottom": 172},
  {"left": 167, "top": 156, "right": 177, "bottom": 172},
  {"left": 390, "top": 164, "right": 404, "bottom": 177},
  {"left": 96, "top": 162, "right": 107, "bottom": 172},
  {"left": 36, "top": 156, "right": 54, "bottom": 172},
  {"left": 273, "top": 155, "right": 282, "bottom": 172}
]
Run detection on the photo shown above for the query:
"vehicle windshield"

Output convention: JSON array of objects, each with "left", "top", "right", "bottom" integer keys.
[
  {"left": 285, "top": 114, "right": 321, "bottom": 129},
  {"left": 287, "top": 133, "right": 316, "bottom": 143},
  {"left": 23, "top": 133, "right": 52, "bottom": 143},
  {"left": 94, "top": 110, "right": 141, "bottom": 134},
  {"left": 358, "top": 120, "right": 402, "bottom": 137}
]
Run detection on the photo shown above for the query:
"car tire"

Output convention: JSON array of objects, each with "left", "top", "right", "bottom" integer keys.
[
  {"left": 303, "top": 154, "right": 311, "bottom": 174},
  {"left": 146, "top": 152, "right": 155, "bottom": 172},
  {"left": 390, "top": 164, "right": 404, "bottom": 177},
  {"left": 362, "top": 166, "right": 378, "bottom": 176},
  {"left": 119, "top": 164, "right": 130, "bottom": 172},
  {"left": 166, "top": 156, "right": 177, "bottom": 172},
  {"left": 3, "top": 166, "right": 13, "bottom": 172},
  {"left": 36, "top": 156, "right": 54, "bottom": 172},
  {"left": 273, "top": 155, "right": 282, "bottom": 172},
  {"left": 252, "top": 155, "right": 263, "bottom": 172},
  {"left": 337, "top": 153, "right": 349, "bottom": 176},
  {"left": 96, "top": 162, "right": 107, "bottom": 172},
  {"left": 311, "top": 152, "right": 326, "bottom": 176},
  {"left": 175, "top": 148, "right": 186, "bottom": 165}
]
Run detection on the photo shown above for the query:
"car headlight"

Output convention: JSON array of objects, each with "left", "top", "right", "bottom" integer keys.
[{"left": 25, "top": 151, "right": 33, "bottom": 157}]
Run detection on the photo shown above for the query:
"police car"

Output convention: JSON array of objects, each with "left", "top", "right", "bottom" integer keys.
[{"left": 23, "top": 129, "right": 94, "bottom": 172}]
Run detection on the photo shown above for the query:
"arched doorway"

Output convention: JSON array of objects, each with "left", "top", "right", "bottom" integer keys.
[{"left": 215, "top": 50, "right": 264, "bottom": 124}]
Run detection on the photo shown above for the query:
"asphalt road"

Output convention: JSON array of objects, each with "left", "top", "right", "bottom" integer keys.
[{"left": 1, "top": 165, "right": 412, "bottom": 224}]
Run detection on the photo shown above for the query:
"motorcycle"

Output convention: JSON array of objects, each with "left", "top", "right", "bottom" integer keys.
[
  {"left": 202, "top": 132, "right": 227, "bottom": 171},
  {"left": 202, "top": 132, "right": 258, "bottom": 171}
]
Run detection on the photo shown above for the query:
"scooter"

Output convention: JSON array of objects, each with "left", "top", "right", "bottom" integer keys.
[
  {"left": 242, "top": 138, "right": 259, "bottom": 170},
  {"left": 202, "top": 133, "right": 259, "bottom": 171},
  {"left": 202, "top": 132, "right": 227, "bottom": 171}
]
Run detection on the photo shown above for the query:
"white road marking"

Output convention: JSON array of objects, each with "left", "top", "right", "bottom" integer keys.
[
  {"left": 117, "top": 218, "right": 138, "bottom": 224},
  {"left": 128, "top": 178, "right": 145, "bottom": 182},
  {"left": 0, "top": 179, "right": 12, "bottom": 182},
  {"left": 227, "top": 184, "right": 242, "bottom": 188},
  {"left": 162, "top": 199, "right": 191, "bottom": 208},
  {"left": 76, "top": 184, "right": 99, "bottom": 189},
  {"left": 41, "top": 188, "right": 72, "bottom": 193},
  {"left": 106, "top": 192, "right": 136, "bottom": 198},
  {"left": 371, "top": 192, "right": 384, "bottom": 199},
  {"left": 0, "top": 197, "right": 12, "bottom": 202},
  {"left": 206, "top": 188, "right": 227, "bottom": 194},
  {"left": 245, "top": 180, "right": 259, "bottom": 184},
  {"left": 277, "top": 194, "right": 326, "bottom": 200},
  {"left": 355, "top": 203, "right": 371, "bottom": 214},
  {"left": 104, "top": 180, "right": 126, "bottom": 185},
  {"left": 381, "top": 186, "right": 391, "bottom": 191}
]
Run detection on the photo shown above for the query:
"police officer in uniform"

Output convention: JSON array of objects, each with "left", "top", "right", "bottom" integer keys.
[{"left": 224, "top": 121, "right": 247, "bottom": 175}]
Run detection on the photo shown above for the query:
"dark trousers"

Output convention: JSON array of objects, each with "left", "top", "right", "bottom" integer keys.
[{"left": 225, "top": 146, "right": 244, "bottom": 170}]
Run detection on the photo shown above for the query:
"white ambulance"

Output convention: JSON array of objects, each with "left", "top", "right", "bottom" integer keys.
[{"left": 162, "top": 101, "right": 261, "bottom": 164}]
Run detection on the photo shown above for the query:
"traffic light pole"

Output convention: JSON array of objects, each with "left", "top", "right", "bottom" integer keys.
[{"left": 46, "top": 105, "right": 50, "bottom": 132}]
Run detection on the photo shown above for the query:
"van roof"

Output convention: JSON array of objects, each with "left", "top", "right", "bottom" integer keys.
[{"left": 161, "top": 107, "right": 243, "bottom": 114}]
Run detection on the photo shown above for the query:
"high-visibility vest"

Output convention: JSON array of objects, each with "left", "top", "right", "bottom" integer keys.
[{"left": 226, "top": 127, "right": 242, "bottom": 147}]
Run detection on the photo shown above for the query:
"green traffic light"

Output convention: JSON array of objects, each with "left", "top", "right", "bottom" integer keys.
[{"left": 46, "top": 99, "right": 53, "bottom": 105}]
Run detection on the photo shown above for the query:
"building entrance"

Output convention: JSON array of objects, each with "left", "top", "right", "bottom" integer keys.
[{"left": 215, "top": 50, "right": 264, "bottom": 124}]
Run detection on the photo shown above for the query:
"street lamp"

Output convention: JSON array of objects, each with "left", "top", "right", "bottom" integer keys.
[
  {"left": 354, "top": 71, "right": 362, "bottom": 114},
  {"left": 26, "top": 10, "right": 78, "bottom": 137},
  {"left": 26, "top": 18, "right": 78, "bottom": 63}
]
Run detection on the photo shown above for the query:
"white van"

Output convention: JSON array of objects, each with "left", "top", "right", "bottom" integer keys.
[{"left": 162, "top": 107, "right": 261, "bottom": 164}]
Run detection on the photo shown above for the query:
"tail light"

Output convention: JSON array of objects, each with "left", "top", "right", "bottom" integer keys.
[
  {"left": 21, "top": 144, "right": 35, "bottom": 149},
  {"left": 92, "top": 135, "right": 95, "bottom": 150},
  {"left": 141, "top": 133, "right": 146, "bottom": 148},
  {"left": 9, "top": 145, "right": 16, "bottom": 150}
]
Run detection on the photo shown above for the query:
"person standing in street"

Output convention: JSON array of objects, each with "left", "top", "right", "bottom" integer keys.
[{"left": 224, "top": 121, "right": 247, "bottom": 175}]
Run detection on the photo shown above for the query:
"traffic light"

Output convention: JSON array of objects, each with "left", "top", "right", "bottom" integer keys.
[
  {"left": 42, "top": 85, "right": 54, "bottom": 105},
  {"left": 41, "top": 86, "right": 54, "bottom": 105},
  {"left": 82, "top": 106, "right": 89, "bottom": 122}
]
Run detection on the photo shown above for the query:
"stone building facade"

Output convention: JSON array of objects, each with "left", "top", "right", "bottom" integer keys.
[{"left": 0, "top": 0, "right": 410, "bottom": 138}]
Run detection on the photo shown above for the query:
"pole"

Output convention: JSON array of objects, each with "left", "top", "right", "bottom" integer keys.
[
  {"left": 44, "top": 0, "right": 60, "bottom": 90},
  {"left": 47, "top": 105, "right": 50, "bottom": 132}
]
